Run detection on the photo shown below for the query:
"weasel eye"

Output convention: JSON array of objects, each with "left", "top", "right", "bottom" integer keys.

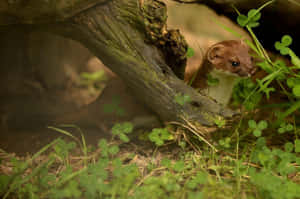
[{"left": 231, "top": 61, "right": 240, "bottom": 67}]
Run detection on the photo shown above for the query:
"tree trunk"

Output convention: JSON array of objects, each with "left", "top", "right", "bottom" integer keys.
[
  {"left": 50, "top": 0, "right": 238, "bottom": 126},
  {"left": 2, "top": 0, "right": 236, "bottom": 126}
]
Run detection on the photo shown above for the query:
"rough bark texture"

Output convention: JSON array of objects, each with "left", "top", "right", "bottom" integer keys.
[{"left": 0, "top": 0, "right": 236, "bottom": 126}]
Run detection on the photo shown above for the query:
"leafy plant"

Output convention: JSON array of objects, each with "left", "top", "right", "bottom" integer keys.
[
  {"left": 111, "top": 122, "right": 134, "bottom": 143},
  {"left": 248, "top": 119, "right": 268, "bottom": 137},
  {"left": 232, "top": 78, "right": 262, "bottom": 110},
  {"left": 214, "top": 116, "right": 226, "bottom": 128},
  {"left": 218, "top": 137, "right": 231, "bottom": 148},
  {"left": 277, "top": 122, "right": 294, "bottom": 134},
  {"left": 148, "top": 128, "right": 173, "bottom": 146}
]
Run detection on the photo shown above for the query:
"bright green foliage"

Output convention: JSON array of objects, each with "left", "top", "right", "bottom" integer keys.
[
  {"left": 111, "top": 122, "right": 134, "bottom": 143},
  {"left": 284, "top": 142, "right": 294, "bottom": 153},
  {"left": 161, "top": 158, "right": 172, "bottom": 168},
  {"left": 98, "top": 139, "right": 120, "bottom": 157},
  {"left": 2, "top": 133, "right": 300, "bottom": 199},
  {"left": 186, "top": 172, "right": 208, "bottom": 189},
  {"left": 248, "top": 120, "right": 268, "bottom": 137},
  {"left": 103, "top": 95, "right": 126, "bottom": 116},
  {"left": 0, "top": 175, "right": 10, "bottom": 193},
  {"left": 237, "top": 9, "right": 261, "bottom": 28},
  {"left": 148, "top": 128, "right": 173, "bottom": 146},
  {"left": 250, "top": 170, "right": 300, "bottom": 199},
  {"left": 278, "top": 122, "right": 294, "bottom": 134},
  {"left": 218, "top": 137, "right": 231, "bottom": 148},
  {"left": 188, "top": 191, "right": 203, "bottom": 199},
  {"left": 186, "top": 47, "right": 195, "bottom": 58},
  {"left": 52, "top": 180, "right": 81, "bottom": 199},
  {"left": 275, "top": 35, "right": 293, "bottom": 55},
  {"left": 295, "top": 139, "right": 300, "bottom": 153},
  {"left": 251, "top": 138, "right": 298, "bottom": 176},
  {"left": 53, "top": 138, "right": 76, "bottom": 161},
  {"left": 232, "top": 78, "right": 262, "bottom": 110},
  {"left": 274, "top": 35, "right": 300, "bottom": 68},
  {"left": 173, "top": 160, "right": 185, "bottom": 172},
  {"left": 214, "top": 117, "right": 226, "bottom": 128},
  {"left": 292, "top": 85, "right": 300, "bottom": 97},
  {"left": 174, "top": 93, "right": 191, "bottom": 106}
]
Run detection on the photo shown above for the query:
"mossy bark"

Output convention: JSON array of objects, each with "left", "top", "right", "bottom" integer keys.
[{"left": 1, "top": 0, "right": 236, "bottom": 126}]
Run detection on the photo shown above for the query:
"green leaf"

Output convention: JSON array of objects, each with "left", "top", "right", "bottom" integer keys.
[
  {"left": 148, "top": 128, "right": 173, "bottom": 146},
  {"left": 108, "top": 145, "right": 120, "bottom": 155},
  {"left": 161, "top": 158, "right": 172, "bottom": 168},
  {"left": 253, "top": 129, "right": 262, "bottom": 137},
  {"left": 112, "top": 123, "right": 122, "bottom": 135},
  {"left": 119, "top": 133, "right": 130, "bottom": 143},
  {"left": 173, "top": 160, "right": 185, "bottom": 172},
  {"left": 286, "top": 124, "right": 293, "bottom": 131},
  {"left": 284, "top": 142, "right": 294, "bottom": 152},
  {"left": 248, "top": 120, "right": 257, "bottom": 129},
  {"left": 98, "top": 139, "right": 109, "bottom": 157},
  {"left": 0, "top": 175, "right": 10, "bottom": 192},
  {"left": 214, "top": 117, "right": 226, "bottom": 128},
  {"left": 275, "top": 41, "right": 283, "bottom": 50},
  {"left": 186, "top": 47, "right": 195, "bottom": 58},
  {"left": 237, "top": 14, "right": 248, "bottom": 27},
  {"left": 280, "top": 47, "right": 290, "bottom": 55},
  {"left": 98, "top": 139, "right": 108, "bottom": 149},
  {"left": 248, "top": 22, "right": 260, "bottom": 28},
  {"left": 292, "top": 85, "right": 300, "bottom": 97},
  {"left": 287, "top": 78, "right": 296, "bottom": 88},
  {"left": 278, "top": 127, "right": 286, "bottom": 134},
  {"left": 257, "top": 120, "right": 268, "bottom": 130},
  {"left": 122, "top": 122, "right": 134, "bottom": 134},
  {"left": 295, "top": 139, "right": 300, "bottom": 153},
  {"left": 247, "top": 9, "right": 261, "bottom": 21},
  {"left": 281, "top": 35, "right": 292, "bottom": 46}
]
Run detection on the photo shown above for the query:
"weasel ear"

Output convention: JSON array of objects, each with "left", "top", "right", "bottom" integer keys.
[{"left": 207, "top": 44, "right": 225, "bottom": 64}]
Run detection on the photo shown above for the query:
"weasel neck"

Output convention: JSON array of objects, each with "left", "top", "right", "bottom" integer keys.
[{"left": 204, "top": 68, "right": 240, "bottom": 105}]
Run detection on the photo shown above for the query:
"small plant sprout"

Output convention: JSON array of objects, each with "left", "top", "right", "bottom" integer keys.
[
  {"left": 186, "top": 47, "right": 195, "bottom": 58},
  {"left": 111, "top": 122, "right": 134, "bottom": 143},
  {"left": 277, "top": 122, "right": 294, "bottom": 134},
  {"left": 214, "top": 116, "right": 226, "bottom": 128},
  {"left": 218, "top": 137, "right": 231, "bottom": 148},
  {"left": 148, "top": 128, "right": 173, "bottom": 146},
  {"left": 248, "top": 120, "right": 268, "bottom": 137},
  {"left": 275, "top": 35, "right": 300, "bottom": 68}
]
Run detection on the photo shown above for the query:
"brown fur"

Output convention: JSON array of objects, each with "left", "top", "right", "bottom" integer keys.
[{"left": 185, "top": 40, "right": 256, "bottom": 89}]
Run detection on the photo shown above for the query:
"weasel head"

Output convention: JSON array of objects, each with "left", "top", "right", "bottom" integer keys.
[{"left": 206, "top": 40, "right": 256, "bottom": 77}]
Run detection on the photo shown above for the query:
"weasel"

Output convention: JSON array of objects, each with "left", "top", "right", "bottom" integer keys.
[{"left": 186, "top": 40, "right": 256, "bottom": 105}]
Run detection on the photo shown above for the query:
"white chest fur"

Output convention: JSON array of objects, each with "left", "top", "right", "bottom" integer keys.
[{"left": 204, "top": 68, "right": 241, "bottom": 105}]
